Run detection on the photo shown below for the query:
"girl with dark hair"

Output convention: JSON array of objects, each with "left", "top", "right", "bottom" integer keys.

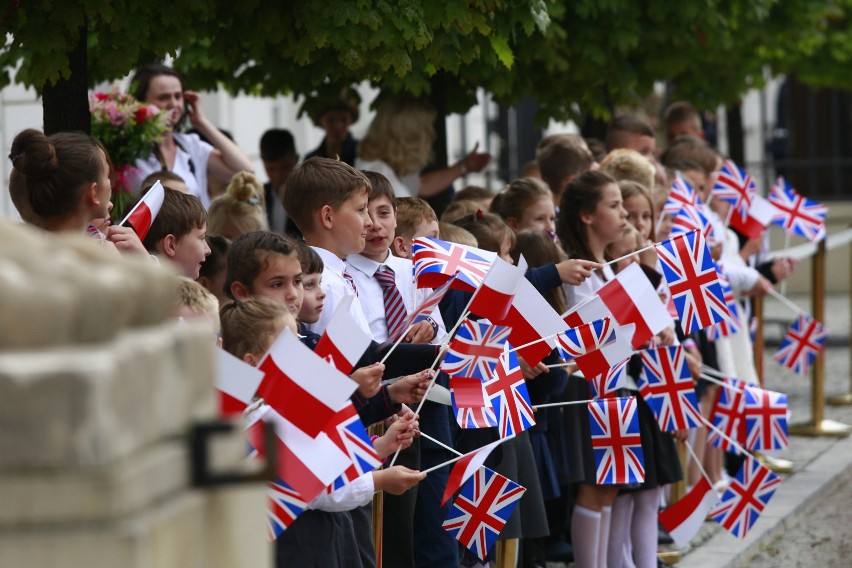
[
  {"left": 129, "top": 63, "right": 254, "bottom": 209},
  {"left": 8, "top": 128, "right": 146, "bottom": 255}
]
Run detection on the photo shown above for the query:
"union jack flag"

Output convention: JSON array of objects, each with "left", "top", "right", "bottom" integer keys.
[
  {"left": 773, "top": 313, "right": 827, "bottom": 376},
  {"left": 588, "top": 396, "right": 645, "bottom": 484},
  {"left": 656, "top": 231, "right": 727, "bottom": 334},
  {"left": 441, "top": 321, "right": 511, "bottom": 380},
  {"left": 768, "top": 177, "right": 827, "bottom": 242},
  {"left": 325, "top": 403, "right": 383, "bottom": 490},
  {"left": 588, "top": 357, "right": 630, "bottom": 399},
  {"left": 709, "top": 455, "right": 781, "bottom": 538},
  {"left": 664, "top": 172, "right": 701, "bottom": 215},
  {"left": 266, "top": 479, "right": 307, "bottom": 540},
  {"left": 450, "top": 376, "right": 498, "bottom": 429},
  {"left": 638, "top": 345, "right": 702, "bottom": 431},
  {"left": 712, "top": 159, "right": 755, "bottom": 217},
  {"left": 412, "top": 237, "right": 496, "bottom": 291},
  {"left": 442, "top": 466, "right": 527, "bottom": 560},
  {"left": 671, "top": 203, "right": 715, "bottom": 244},
  {"left": 483, "top": 347, "right": 536, "bottom": 438},
  {"left": 743, "top": 386, "right": 788, "bottom": 452},
  {"left": 705, "top": 274, "right": 740, "bottom": 342},
  {"left": 556, "top": 317, "right": 615, "bottom": 360},
  {"left": 708, "top": 377, "right": 747, "bottom": 452}
]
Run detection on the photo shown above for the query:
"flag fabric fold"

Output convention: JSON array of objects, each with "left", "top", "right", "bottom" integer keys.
[
  {"left": 257, "top": 328, "right": 358, "bottom": 438},
  {"left": 325, "top": 402, "right": 383, "bottom": 490},
  {"left": 483, "top": 347, "right": 536, "bottom": 438},
  {"left": 768, "top": 176, "right": 827, "bottom": 242},
  {"left": 443, "top": 466, "right": 527, "bottom": 560},
  {"left": 708, "top": 376, "right": 747, "bottom": 452},
  {"left": 556, "top": 316, "right": 615, "bottom": 360},
  {"left": 709, "top": 455, "right": 781, "bottom": 538},
  {"left": 468, "top": 256, "right": 528, "bottom": 322},
  {"left": 743, "top": 386, "right": 788, "bottom": 452},
  {"left": 588, "top": 358, "right": 630, "bottom": 399},
  {"left": 412, "top": 237, "right": 496, "bottom": 291},
  {"left": 494, "top": 277, "right": 568, "bottom": 367},
  {"left": 773, "top": 313, "right": 827, "bottom": 376},
  {"left": 727, "top": 193, "right": 778, "bottom": 240},
  {"left": 588, "top": 396, "right": 645, "bottom": 484},
  {"left": 595, "top": 262, "right": 672, "bottom": 348},
  {"left": 215, "top": 348, "right": 264, "bottom": 418},
  {"left": 659, "top": 477, "right": 720, "bottom": 548},
  {"left": 638, "top": 345, "right": 702, "bottom": 431},
  {"left": 314, "top": 296, "right": 373, "bottom": 375},
  {"left": 656, "top": 231, "right": 727, "bottom": 334},
  {"left": 266, "top": 478, "right": 308, "bottom": 540},
  {"left": 450, "top": 376, "right": 498, "bottom": 429},
  {"left": 121, "top": 180, "right": 165, "bottom": 240},
  {"left": 441, "top": 437, "right": 513, "bottom": 505},
  {"left": 440, "top": 321, "right": 512, "bottom": 381}
]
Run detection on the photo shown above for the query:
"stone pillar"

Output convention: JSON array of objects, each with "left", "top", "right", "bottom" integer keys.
[{"left": 0, "top": 221, "right": 270, "bottom": 568}]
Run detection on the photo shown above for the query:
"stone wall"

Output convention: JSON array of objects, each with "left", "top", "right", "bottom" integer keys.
[{"left": 0, "top": 221, "right": 270, "bottom": 568}]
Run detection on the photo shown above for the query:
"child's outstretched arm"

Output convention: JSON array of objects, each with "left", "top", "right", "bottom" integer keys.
[
  {"left": 555, "top": 258, "right": 603, "bottom": 286},
  {"left": 372, "top": 466, "right": 426, "bottom": 495}
]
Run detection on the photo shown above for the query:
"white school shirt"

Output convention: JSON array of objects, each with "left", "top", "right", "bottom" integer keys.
[
  {"left": 132, "top": 132, "right": 214, "bottom": 209},
  {"left": 307, "top": 473, "right": 375, "bottom": 512},
  {"left": 305, "top": 247, "right": 371, "bottom": 337},
  {"left": 345, "top": 252, "right": 446, "bottom": 344}
]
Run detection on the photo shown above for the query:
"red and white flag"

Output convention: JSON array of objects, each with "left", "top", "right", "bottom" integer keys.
[
  {"left": 441, "top": 436, "right": 512, "bottom": 505},
  {"left": 573, "top": 263, "right": 671, "bottom": 348},
  {"left": 314, "top": 296, "right": 373, "bottom": 374},
  {"left": 468, "top": 256, "right": 528, "bottom": 322},
  {"left": 659, "top": 477, "right": 720, "bottom": 548},
  {"left": 215, "top": 348, "right": 264, "bottom": 418},
  {"left": 727, "top": 193, "right": 778, "bottom": 240},
  {"left": 494, "top": 278, "right": 567, "bottom": 367},
  {"left": 121, "top": 180, "right": 165, "bottom": 240},
  {"left": 257, "top": 328, "right": 358, "bottom": 438},
  {"left": 574, "top": 324, "right": 635, "bottom": 382},
  {"left": 245, "top": 404, "right": 351, "bottom": 502}
]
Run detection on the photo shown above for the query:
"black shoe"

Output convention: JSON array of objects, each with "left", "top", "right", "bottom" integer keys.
[{"left": 658, "top": 524, "right": 674, "bottom": 545}]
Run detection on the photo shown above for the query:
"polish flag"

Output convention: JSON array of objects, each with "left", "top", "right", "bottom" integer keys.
[
  {"left": 574, "top": 324, "right": 635, "bottom": 380},
  {"left": 597, "top": 263, "right": 671, "bottom": 348},
  {"left": 468, "top": 256, "right": 528, "bottom": 322},
  {"left": 659, "top": 477, "right": 720, "bottom": 548},
  {"left": 215, "top": 348, "right": 264, "bottom": 418},
  {"left": 314, "top": 296, "right": 373, "bottom": 375},
  {"left": 120, "top": 180, "right": 165, "bottom": 240},
  {"left": 494, "top": 277, "right": 568, "bottom": 367},
  {"left": 245, "top": 404, "right": 351, "bottom": 502},
  {"left": 727, "top": 193, "right": 778, "bottom": 240},
  {"left": 441, "top": 436, "right": 512, "bottom": 505},
  {"left": 257, "top": 328, "right": 358, "bottom": 438}
]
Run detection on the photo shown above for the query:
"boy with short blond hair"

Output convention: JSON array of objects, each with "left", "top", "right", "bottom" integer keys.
[
  {"left": 141, "top": 188, "right": 211, "bottom": 278},
  {"left": 391, "top": 196, "right": 438, "bottom": 258}
]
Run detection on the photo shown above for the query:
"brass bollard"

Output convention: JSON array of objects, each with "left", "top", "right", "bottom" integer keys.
[
  {"left": 753, "top": 294, "right": 765, "bottom": 387},
  {"left": 790, "top": 240, "right": 850, "bottom": 436},
  {"left": 369, "top": 423, "right": 385, "bottom": 567}
]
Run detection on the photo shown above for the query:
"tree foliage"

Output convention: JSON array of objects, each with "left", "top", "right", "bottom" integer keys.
[{"left": 3, "top": 0, "right": 852, "bottom": 125}]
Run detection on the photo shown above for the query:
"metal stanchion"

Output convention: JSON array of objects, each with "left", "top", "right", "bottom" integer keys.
[
  {"left": 753, "top": 294, "right": 765, "bottom": 387},
  {"left": 790, "top": 240, "right": 851, "bottom": 436},
  {"left": 827, "top": 226, "right": 852, "bottom": 406}
]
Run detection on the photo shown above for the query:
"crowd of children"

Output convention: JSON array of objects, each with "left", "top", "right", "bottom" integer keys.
[{"left": 7, "top": 94, "right": 799, "bottom": 568}]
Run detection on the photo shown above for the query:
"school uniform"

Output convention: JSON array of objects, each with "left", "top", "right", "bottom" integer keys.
[{"left": 306, "top": 246, "right": 371, "bottom": 337}]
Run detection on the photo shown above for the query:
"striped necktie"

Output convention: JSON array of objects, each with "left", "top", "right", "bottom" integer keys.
[
  {"left": 343, "top": 268, "right": 358, "bottom": 297},
  {"left": 375, "top": 265, "right": 408, "bottom": 339}
]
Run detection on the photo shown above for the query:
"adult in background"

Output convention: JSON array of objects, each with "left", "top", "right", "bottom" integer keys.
[
  {"left": 304, "top": 89, "right": 361, "bottom": 166},
  {"left": 357, "top": 97, "right": 490, "bottom": 200},
  {"left": 258, "top": 128, "right": 301, "bottom": 237},
  {"left": 129, "top": 64, "right": 254, "bottom": 209}
]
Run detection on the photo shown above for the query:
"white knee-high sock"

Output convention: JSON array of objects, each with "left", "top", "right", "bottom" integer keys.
[
  {"left": 607, "top": 495, "right": 632, "bottom": 568},
  {"left": 630, "top": 488, "right": 661, "bottom": 568},
  {"left": 571, "top": 505, "right": 601, "bottom": 568},
  {"left": 598, "top": 505, "right": 612, "bottom": 568}
]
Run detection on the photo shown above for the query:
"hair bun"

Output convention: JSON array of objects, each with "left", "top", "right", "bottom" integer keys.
[
  {"left": 226, "top": 171, "right": 263, "bottom": 205},
  {"left": 9, "top": 129, "right": 59, "bottom": 179}
]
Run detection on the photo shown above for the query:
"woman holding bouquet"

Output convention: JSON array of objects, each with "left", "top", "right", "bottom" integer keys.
[{"left": 130, "top": 64, "right": 254, "bottom": 209}]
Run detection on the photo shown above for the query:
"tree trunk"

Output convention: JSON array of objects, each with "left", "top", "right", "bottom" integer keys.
[
  {"left": 726, "top": 102, "right": 745, "bottom": 166},
  {"left": 424, "top": 72, "right": 454, "bottom": 218},
  {"left": 42, "top": 23, "right": 90, "bottom": 135}
]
